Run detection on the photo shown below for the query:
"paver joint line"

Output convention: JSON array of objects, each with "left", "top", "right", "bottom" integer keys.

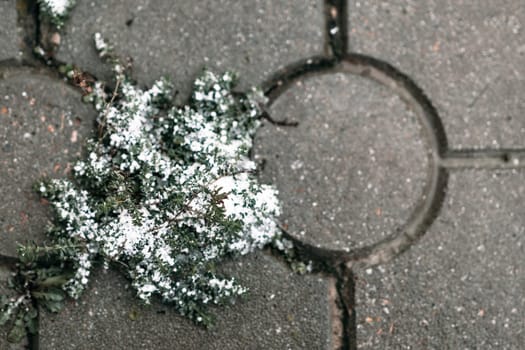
[
  {"left": 324, "top": 0, "right": 348, "bottom": 59},
  {"left": 441, "top": 149, "right": 525, "bottom": 169}
]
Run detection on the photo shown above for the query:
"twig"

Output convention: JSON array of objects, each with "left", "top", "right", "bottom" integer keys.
[
  {"left": 261, "top": 109, "right": 299, "bottom": 127},
  {"left": 98, "top": 78, "right": 122, "bottom": 139}
]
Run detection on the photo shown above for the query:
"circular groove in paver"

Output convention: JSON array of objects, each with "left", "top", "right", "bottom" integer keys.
[
  {"left": 257, "top": 72, "right": 430, "bottom": 251},
  {"left": 258, "top": 53, "right": 449, "bottom": 266}
]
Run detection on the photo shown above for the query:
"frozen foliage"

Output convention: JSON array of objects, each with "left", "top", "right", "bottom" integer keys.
[
  {"left": 36, "top": 68, "right": 281, "bottom": 324},
  {"left": 38, "top": 0, "right": 76, "bottom": 28}
]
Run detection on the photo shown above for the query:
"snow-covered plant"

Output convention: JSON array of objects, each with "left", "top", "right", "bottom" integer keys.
[
  {"left": 38, "top": 0, "right": 76, "bottom": 28},
  {"left": 0, "top": 33, "right": 288, "bottom": 343},
  {"left": 38, "top": 68, "right": 282, "bottom": 324}
]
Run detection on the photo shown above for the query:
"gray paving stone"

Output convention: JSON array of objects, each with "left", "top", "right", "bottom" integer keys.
[
  {"left": 0, "top": 0, "right": 20, "bottom": 61},
  {"left": 348, "top": 0, "right": 525, "bottom": 149},
  {"left": 254, "top": 72, "right": 429, "bottom": 251},
  {"left": 56, "top": 0, "right": 324, "bottom": 98},
  {"left": 39, "top": 252, "right": 332, "bottom": 350},
  {"left": 0, "top": 66, "right": 97, "bottom": 256},
  {"left": 355, "top": 170, "right": 525, "bottom": 349}
]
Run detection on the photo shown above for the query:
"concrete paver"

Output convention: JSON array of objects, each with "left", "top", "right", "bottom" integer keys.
[
  {"left": 348, "top": 0, "right": 525, "bottom": 149},
  {"left": 0, "top": 66, "right": 96, "bottom": 256},
  {"left": 56, "top": 0, "right": 324, "bottom": 98},
  {"left": 40, "top": 252, "right": 333, "bottom": 350},
  {"left": 355, "top": 170, "right": 525, "bottom": 349}
]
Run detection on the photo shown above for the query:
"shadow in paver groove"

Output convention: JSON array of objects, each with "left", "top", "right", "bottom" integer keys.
[
  {"left": 15, "top": 0, "right": 40, "bottom": 64},
  {"left": 2, "top": 0, "right": 524, "bottom": 349},
  {"left": 442, "top": 149, "right": 525, "bottom": 169},
  {"left": 335, "top": 265, "right": 356, "bottom": 350},
  {"left": 324, "top": 0, "right": 348, "bottom": 59}
]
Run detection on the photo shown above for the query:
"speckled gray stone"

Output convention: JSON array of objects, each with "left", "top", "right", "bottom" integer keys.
[
  {"left": 56, "top": 0, "right": 324, "bottom": 99},
  {"left": 0, "top": 67, "right": 97, "bottom": 256},
  {"left": 0, "top": 0, "right": 20, "bottom": 61},
  {"left": 348, "top": 0, "right": 525, "bottom": 149},
  {"left": 39, "top": 252, "right": 332, "bottom": 350},
  {"left": 254, "top": 72, "right": 429, "bottom": 251},
  {"left": 355, "top": 170, "right": 525, "bottom": 349}
]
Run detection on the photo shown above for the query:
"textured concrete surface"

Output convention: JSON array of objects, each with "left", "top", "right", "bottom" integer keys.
[
  {"left": 40, "top": 252, "right": 332, "bottom": 350},
  {"left": 255, "top": 72, "right": 429, "bottom": 251},
  {"left": 0, "top": 0, "right": 20, "bottom": 61},
  {"left": 0, "top": 0, "right": 524, "bottom": 349},
  {"left": 0, "top": 67, "right": 96, "bottom": 256},
  {"left": 56, "top": 0, "right": 324, "bottom": 98},
  {"left": 355, "top": 171, "right": 525, "bottom": 349},
  {"left": 348, "top": 0, "right": 525, "bottom": 149}
]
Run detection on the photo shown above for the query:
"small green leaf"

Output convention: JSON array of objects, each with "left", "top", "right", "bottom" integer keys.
[
  {"left": 32, "top": 288, "right": 65, "bottom": 302},
  {"left": 24, "top": 313, "right": 38, "bottom": 335},
  {"left": 41, "top": 299, "right": 64, "bottom": 313},
  {"left": 7, "top": 322, "right": 26, "bottom": 343},
  {"left": 38, "top": 275, "right": 70, "bottom": 288},
  {"left": 0, "top": 310, "right": 12, "bottom": 326},
  {"left": 25, "top": 306, "right": 38, "bottom": 320},
  {"left": 128, "top": 309, "right": 139, "bottom": 321},
  {"left": 6, "top": 277, "right": 16, "bottom": 289}
]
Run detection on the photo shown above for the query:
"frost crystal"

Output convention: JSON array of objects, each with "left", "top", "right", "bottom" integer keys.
[{"left": 38, "top": 69, "right": 281, "bottom": 324}]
